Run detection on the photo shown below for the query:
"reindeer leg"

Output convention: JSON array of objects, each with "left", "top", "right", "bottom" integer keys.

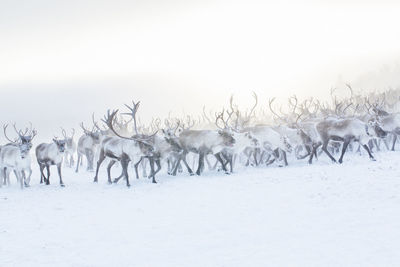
[
  {"left": 39, "top": 163, "right": 45, "bottom": 184},
  {"left": 45, "top": 165, "right": 51, "bottom": 185},
  {"left": 3, "top": 168, "right": 10, "bottom": 186},
  {"left": 70, "top": 154, "right": 75, "bottom": 168},
  {"left": 167, "top": 159, "right": 171, "bottom": 175},
  {"left": 93, "top": 149, "right": 106, "bottom": 183},
  {"left": 196, "top": 152, "right": 205, "bottom": 176},
  {"left": 383, "top": 138, "right": 390, "bottom": 150},
  {"left": 362, "top": 144, "right": 375, "bottom": 161},
  {"left": 1, "top": 168, "right": 5, "bottom": 186},
  {"left": 392, "top": 134, "right": 397, "bottom": 151},
  {"left": 57, "top": 163, "right": 64, "bottom": 187},
  {"left": 280, "top": 150, "right": 288, "bottom": 166},
  {"left": 322, "top": 141, "right": 337, "bottom": 163},
  {"left": 314, "top": 143, "right": 320, "bottom": 160},
  {"left": 253, "top": 148, "right": 259, "bottom": 166},
  {"left": 171, "top": 157, "right": 181, "bottom": 176},
  {"left": 245, "top": 150, "right": 252, "bottom": 166},
  {"left": 75, "top": 154, "right": 81, "bottom": 173},
  {"left": 21, "top": 171, "right": 27, "bottom": 187},
  {"left": 142, "top": 159, "right": 148, "bottom": 178},
  {"left": 25, "top": 168, "right": 32, "bottom": 187},
  {"left": 134, "top": 157, "right": 143, "bottom": 179},
  {"left": 149, "top": 158, "right": 157, "bottom": 183},
  {"left": 228, "top": 153, "right": 234, "bottom": 173},
  {"left": 368, "top": 139, "right": 374, "bottom": 152},
  {"left": 14, "top": 171, "right": 23, "bottom": 189},
  {"left": 214, "top": 153, "right": 229, "bottom": 174},
  {"left": 308, "top": 143, "right": 321, "bottom": 164},
  {"left": 181, "top": 155, "right": 194, "bottom": 176},
  {"left": 338, "top": 138, "right": 351, "bottom": 164},
  {"left": 85, "top": 148, "right": 93, "bottom": 171},
  {"left": 113, "top": 162, "right": 126, "bottom": 184},
  {"left": 205, "top": 155, "right": 213, "bottom": 171},
  {"left": 5, "top": 169, "right": 10, "bottom": 186},
  {"left": 121, "top": 154, "right": 131, "bottom": 187},
  {"left": 105, "top": 160, "right": 116, "bottom": 184},
  {"left": 13, "top": 169, "right": 18, "bottom": 184},
  {"left": 373, "top": 139, "right": 380, "bottom": 152}
]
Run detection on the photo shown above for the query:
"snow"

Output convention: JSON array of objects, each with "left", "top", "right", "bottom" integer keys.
[{"left": 1, "top": 151, "right": 400, "bottom": 267}]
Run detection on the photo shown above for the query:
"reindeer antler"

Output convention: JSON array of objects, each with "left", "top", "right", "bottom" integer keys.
[
  {"left": 61, "top": 127, "right": 67, "bottom": 138},
  {"left": 122, "top": 100, "right": 140, "bottom": 134},
  {"left": 80, "top": 122, "right": 91, "bottom": 135},
  {"left": 268, "top": 98, "right": 285, "bottom": 122},
  {"left": 215, "top": 110, "right": 228, "bottom": 130},
  {"left": 3, "top": 124, "right": 17, "bottom": 143}
]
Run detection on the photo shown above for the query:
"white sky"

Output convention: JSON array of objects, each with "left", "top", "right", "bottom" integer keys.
[{"left": 1, "top": 0, "right": 400, "bottom": 140}]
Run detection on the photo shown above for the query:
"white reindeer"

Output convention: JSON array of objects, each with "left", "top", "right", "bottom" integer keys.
[
  {"left": 62, "top": 128, "right": 76, "bottom": 168},
  {"left": 93, "top": 109, "right": 156, "bottom": 186},
  {"left": 0, "top": 124, "right": 36, "bottom": 188}
]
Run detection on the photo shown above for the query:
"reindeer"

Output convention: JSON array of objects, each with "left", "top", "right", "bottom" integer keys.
[
  {"left": 61, "top": 128, "right": 76, "bottom": 168},
  {"left": 241, "top": 124, "right": 292, "bottom": 166},
  {"left": 0, "top": 124, "right": 36, "bottom": 188},
  {"left": 36, "top": 138, "right": 66, "bottom": 186},
  {"left": 212, "top": 110, "right": 258, "bottom": 173},
  {"left": 172, "top": 110, "right": 238, "bottom": 176},
  {"left": 93, "top": 109, "right": 155, "bottom": 186},
  {"left": 75, "top": 122, "right": 102, "bottom": 172},
  {"left": 159, "top": 119, "right": 194, "bottom": 176},
  {"left": 314, "top": 117, "right": 387, "bottom": 164}
]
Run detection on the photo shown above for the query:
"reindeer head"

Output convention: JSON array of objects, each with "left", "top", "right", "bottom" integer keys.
[
  {"left": 80, "top": 122, "right": 102, "bottom": 144},
  {"left": 3, "top": 123, "right": 36, "bottom": 149},
  {"left": 367, "top": 120, "right": 387, "bottom": 139},
  {"left": 53, "top": 138, "right": 66, "bottom": 153},
  {"left": 18, "top": 142, "right": 32, "bottom": 159},
  {"left": 61, "top": 128, "right": 75, "bottom": 148}
]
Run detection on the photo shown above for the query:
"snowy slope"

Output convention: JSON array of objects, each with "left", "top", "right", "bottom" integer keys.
[{"left": 1, "top": 151, "right": 400, "bottom": 267}]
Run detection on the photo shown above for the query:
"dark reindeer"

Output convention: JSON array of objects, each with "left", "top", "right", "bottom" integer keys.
[{"left": 36, "top": 137, "right": 66, "bottom": 186}]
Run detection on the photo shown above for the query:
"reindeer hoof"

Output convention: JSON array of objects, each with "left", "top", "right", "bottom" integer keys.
[
  {"left": 152, "top": 180, "right": 157, "bottom": 184},
  {"left": 60, "top": 184, "right": 65, "bottom": 187},
  {"left": 189, "top": 173, "right": 195, "bottom": 176},
  {"left": 108, "top": 181, "right": 112, "bottom": 185},
  {"left": 126, "top": 184, "right": 131, "bottom": 187}
]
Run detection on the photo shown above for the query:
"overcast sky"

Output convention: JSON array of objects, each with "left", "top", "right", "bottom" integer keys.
[{"left": 1, "top": 0, "right": 400, "bottom": 141}]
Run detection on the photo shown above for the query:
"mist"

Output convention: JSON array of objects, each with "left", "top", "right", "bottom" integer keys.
[{"left": 1, "top": 0, "right": 400, "bottom": 143}]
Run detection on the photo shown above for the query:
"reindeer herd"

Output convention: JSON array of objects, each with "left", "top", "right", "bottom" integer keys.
[{"left": 2, "top": 86, "right": 400, "bottom": 189}]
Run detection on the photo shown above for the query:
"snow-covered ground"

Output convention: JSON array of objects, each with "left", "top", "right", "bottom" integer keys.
[{"left": 1, "top": 151, "right": 400, "bottom": 267}]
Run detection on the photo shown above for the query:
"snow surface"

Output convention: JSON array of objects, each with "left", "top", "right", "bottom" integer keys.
[{"left": 1, "top": 151, "right": 400, "bottom": 267}]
